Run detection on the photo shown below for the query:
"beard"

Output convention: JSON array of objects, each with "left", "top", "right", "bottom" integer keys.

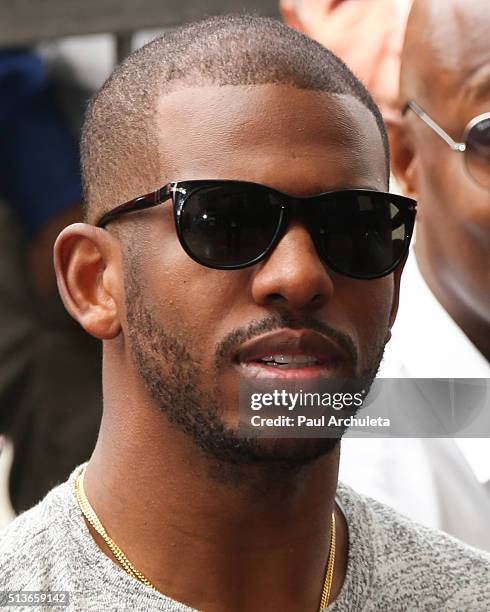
[{"left": 124, "top": 267, "right": 386, "bottom": 469}]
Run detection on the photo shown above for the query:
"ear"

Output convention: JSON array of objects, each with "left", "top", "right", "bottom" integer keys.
[
  {"left": 54, "top": 223, "right": 122, "bottom": 340},
  {"left": 386, "top": 113, "right": 418, "bottom": 199},
  {"left": 279, "top": 0, "right": 306, "bottom": 31}
]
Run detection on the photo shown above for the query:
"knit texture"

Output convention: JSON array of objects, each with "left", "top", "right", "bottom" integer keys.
[{"left": 1, "top": 465, "right": 490, "bottom": 611}]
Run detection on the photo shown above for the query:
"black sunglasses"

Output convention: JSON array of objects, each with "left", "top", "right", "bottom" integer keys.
[{"left": 96, "top": 180, "right": 416, "bottom": 280}]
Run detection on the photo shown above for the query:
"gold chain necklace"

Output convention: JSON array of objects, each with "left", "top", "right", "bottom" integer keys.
[{"left": 75, "top": 467, "right": 336, "bottom": 610}]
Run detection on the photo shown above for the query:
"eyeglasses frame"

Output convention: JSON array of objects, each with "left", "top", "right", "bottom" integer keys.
[
  {"left": 404, "top": 100, "right": 490, "bottom": 155},
  {"left": 96, "top": 179, "right": 417, "bottom": 279}
]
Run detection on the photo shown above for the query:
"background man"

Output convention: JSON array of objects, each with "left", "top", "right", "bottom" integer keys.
[
  {"left": 341, "top": 0, "right": 490, "bottom": 550},
  {"left": 1, "top": 16, "right": 489, "bottom": 611}
]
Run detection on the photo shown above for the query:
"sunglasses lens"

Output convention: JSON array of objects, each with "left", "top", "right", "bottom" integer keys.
[
  {"left": 466, "top": 117, "right": 490, "bottom": 188},
  {"left": 179, "top": 184, "right": 283, "bottom": 267},
  {"left": 315, "top": 193, "right": 410, "bottom": 279}
]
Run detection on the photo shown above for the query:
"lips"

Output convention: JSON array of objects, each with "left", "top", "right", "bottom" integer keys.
[{"left": 235, "top": 329, "right": 346, "bottom": 379}]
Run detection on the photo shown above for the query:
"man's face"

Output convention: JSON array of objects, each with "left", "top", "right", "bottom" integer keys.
[
  {"left": 280, "top": 0, "right": 411, "bottom": 119},
  {"left": 120, "top": 84, "right": 398, "bottom": 464},
  {"left": 402, "top": 7, "right": 490, "bottom": 324}
]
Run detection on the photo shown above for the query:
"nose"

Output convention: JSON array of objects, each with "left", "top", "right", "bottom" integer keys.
[{"left": 251, "top": 220, "right": 335, "bottom": 311}]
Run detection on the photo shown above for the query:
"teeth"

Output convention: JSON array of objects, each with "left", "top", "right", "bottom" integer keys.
[{"left": 259, "top": 354, "right": 319, "bottom": 365}]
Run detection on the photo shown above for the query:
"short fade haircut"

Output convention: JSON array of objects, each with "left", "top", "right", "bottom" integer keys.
[{"left": 81, "top": 14, "right": 390, "bottom": 224}]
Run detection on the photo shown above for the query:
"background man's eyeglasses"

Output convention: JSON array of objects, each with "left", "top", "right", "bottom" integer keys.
[
  {"left": 404, "top": 100, "right": 490, "bottom": 189},
  {"left": 96, "top": 180, "right": 417, "bottom": 280}
]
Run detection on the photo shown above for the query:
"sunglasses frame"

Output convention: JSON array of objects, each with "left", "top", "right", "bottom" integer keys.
[
  {"left": 404, "top": 100, "right": 490, "bottom": 187},
  {"left": 96, "top": 180, "right": 416, "bottom": 279}
]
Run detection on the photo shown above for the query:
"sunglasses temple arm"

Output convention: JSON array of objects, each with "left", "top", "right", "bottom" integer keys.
[{"left": 96, "top": 186, "right": 173, "bottom": 228}]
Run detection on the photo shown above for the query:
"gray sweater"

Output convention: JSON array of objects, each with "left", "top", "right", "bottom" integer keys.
[{"left": 1, "top": 465, "right": 490, "bottom": 611}]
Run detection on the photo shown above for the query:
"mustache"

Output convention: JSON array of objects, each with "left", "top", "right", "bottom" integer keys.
[{"left": 214, "top": 313, "right": 358, "bottom": 371}]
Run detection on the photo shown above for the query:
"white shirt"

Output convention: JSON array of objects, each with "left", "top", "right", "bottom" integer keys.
[{"left": 340, "top": 251, "right": 490, "bottom": 551}]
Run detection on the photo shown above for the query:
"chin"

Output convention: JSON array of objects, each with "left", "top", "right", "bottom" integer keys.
[{"left": 199, "top": 428, "right": 340, "bottom": 467}]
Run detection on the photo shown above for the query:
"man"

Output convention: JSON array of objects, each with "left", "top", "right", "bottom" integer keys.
[
  {"left": 279, "top": 0, "right": 412, "bottom": 121},
  {"left": 391, "top": 0, "right": 490, "bottom": 367},
  {"left": 341, "top": 0, "right": 490, "bottom": 550},
  {"left": 1, "top": 16, "right": 489, "bottom": 611}
]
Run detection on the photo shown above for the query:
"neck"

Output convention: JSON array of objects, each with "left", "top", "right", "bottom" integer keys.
[
  {"left": 417, "top": 254, "right": 490, "bottom": 363},
  {"left": 84, "top": 407, "right": 347, "bottom": 612}
]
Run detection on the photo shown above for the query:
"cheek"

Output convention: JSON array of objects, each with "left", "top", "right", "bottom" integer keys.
[
  {"left": 419, "top": 147, "right": 490, "bottom": 229},
  {"left": 142, "top": 247, "right": 249, "bottom": 359},
  {"left": 415, "top": 150, "right": 490, "bottom": 282},
  {"left": 415, "top": 152, "right": 490, "bottom": 315},
  {"left": 336, "top": 278, "right": 394, "bottom": 367}
]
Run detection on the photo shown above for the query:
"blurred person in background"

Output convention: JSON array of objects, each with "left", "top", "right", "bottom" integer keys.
[
  {"left": 279, "top": 0, "right": 412, "bottom": 122},
  {"left": 283, "top": 0, "right": 490, "bottom": 550},
  {"left": 0, "top": 48, "right": 102, "bottom": 515}
]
